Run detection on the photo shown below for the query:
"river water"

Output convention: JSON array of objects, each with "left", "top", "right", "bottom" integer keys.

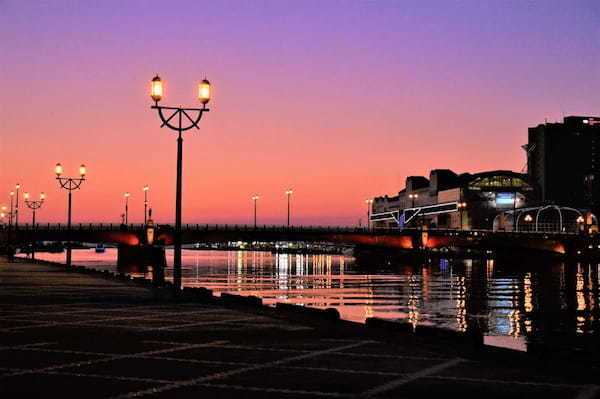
[{"left": 25, "top": 248, "right": 600, "bottom": 349}]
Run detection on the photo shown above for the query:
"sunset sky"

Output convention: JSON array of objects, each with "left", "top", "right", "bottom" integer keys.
[{"left": 1, "top": 0, "right": 599, "bottom": 226}]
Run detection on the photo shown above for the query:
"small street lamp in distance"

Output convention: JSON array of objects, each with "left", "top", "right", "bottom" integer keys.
[
  {"left": 54, "top": 162, "right": 86, "bottom": 267},
  {"left": 143, "top": 185, "right": 150, "bottom": 224},
  {"left": 24, "top": 192, "right": 45, "bottom": 260},
  {"left": 252, "top": 195, "right": 260, "bottom": 228},
  {"left": 124, "top": 192, "right": 131, "bottom": 225},
  {"left": 457, "top": 202, "right": 467, "bottom": 230},
  {"left": 285, "top": 190, "right": 293, "bottom": 227},
  {"left": 365, "top": 199, "right": 373, "bottom": 230}
]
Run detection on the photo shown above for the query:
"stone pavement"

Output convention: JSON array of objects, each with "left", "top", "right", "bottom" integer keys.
[{"left": 1, "top": 259, "right": 599, "bottom": 398}]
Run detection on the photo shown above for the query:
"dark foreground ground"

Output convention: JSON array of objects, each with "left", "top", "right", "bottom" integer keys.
[{"left": 1, "top": 259, "right": 599, "bottom": 398}]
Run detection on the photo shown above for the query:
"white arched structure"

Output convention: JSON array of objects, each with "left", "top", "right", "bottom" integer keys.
[{"left": 493, "top": 206, "right": 596, "bottom": 233}]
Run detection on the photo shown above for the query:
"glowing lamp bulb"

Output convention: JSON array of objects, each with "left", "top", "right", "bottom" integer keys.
[
  {"left": 24, "top": 192, "right": 30, "bottom": 200},
  {"left": 125, "top": 192, "right": 130, "bottom": 198},
  {"left": 151, "top": 75, "right": 163, "bottom": 102},
  {"left": 198, "top": 79, "right": 211, "bottom": 105},
  {"left": 55, "top": 163, "right": 63, "bottom": 177},
  {"left": 16, "top": 183, "right": 21, "bottom": 190},
  {"left": 40, "top": 192, "right": 46, "bottom": 200},
  {"left": 143, "top": 185, "right": 149, "bottom": 191},
  {"left": 79, "top": 164, "right": 86, "bottom": 177}
]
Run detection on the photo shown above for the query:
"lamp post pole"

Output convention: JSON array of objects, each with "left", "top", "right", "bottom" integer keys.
[
  {"left": 409, "top": 194, "right": 419, "bottom": 227},
  {"left": 24, "top": 192, "right": 45, "bottom": 260},
  {"left": 8, "top": 191, "right": 14, "bottom": 245},
  {"left": 124, "top": 192, "right": 130, "bottom": 225},
  {"left": 54, "top": 163, "right": 86, "bottom": 268},
  {"left": 14, "top": 184, "right": 20, "bottom": 230},
  {"left": 285, "top": 190, "right": 293, "bottom": 227},
  {"left": 457, "top": 202, "right": 466, "bottom": 230},
  {"left": 252, "top": 196, "right": 259, "bottom": 228},
  {"left": 143, "top": 185, "right": 149, "bottom": 225},
  {"left": 149, "top": 75, "right": 211, "bottom": 291}
]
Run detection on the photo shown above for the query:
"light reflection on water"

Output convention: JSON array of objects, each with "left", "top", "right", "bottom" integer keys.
[{"left": 26, "top": 249, "right": 600, "bottom": 338}]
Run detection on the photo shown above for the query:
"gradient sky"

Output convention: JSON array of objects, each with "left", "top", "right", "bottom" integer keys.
[{"left": 1, "top": 0, "right": 599, "bottom": 226}]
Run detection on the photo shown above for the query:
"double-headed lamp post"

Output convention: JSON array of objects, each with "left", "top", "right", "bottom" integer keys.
[
  {"left": 252, "top": 196, "right": 260, "bottom": 228},
  {"left": 124, "top": 192, "right": 130, "bottom": 224},
  {"left": 143, "top": 185, "right": 150, "bottom": 224},
  {"left": 55, "top": 163, "right": 86, "bottom": 267},
  {"left": 365, "top": 199, "right": 373, "bottom": 229},
  {"left": 149, "top": 75, "right": 211, "bottom": 291},
  {"left": 285, "top": 190, "right": 293, "bottom": 226},
  {"left": 24, "top": 192, "right": 45, "bottom": 260}
]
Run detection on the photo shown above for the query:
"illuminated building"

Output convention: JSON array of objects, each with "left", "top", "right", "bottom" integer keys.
[
  {"left": 370, "top": 169, "right": 534, "bottom": 229},
  {"left": 527, "top": 116, "right": 600, "bottom": 212}
]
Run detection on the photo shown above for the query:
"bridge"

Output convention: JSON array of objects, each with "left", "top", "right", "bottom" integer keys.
[{"left": 2, "top": 223, "right": 600, "bottom": 257}]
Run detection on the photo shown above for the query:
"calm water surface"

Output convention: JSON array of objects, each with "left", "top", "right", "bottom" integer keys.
[{"left": 27, "top": 249, "right": 600, "bottom": 344}]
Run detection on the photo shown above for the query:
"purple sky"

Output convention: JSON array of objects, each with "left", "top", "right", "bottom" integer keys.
[{"left": 1, "top": 1, "right": 599, "bottom": 225}]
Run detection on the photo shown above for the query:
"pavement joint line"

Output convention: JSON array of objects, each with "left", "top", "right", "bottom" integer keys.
[
  {"left": 0, "top": 304, "right": 183, "bottom": 317},
  {"left": 358, "top": 357, "right": 464, "bottom": 397},
  {"left": 37, "top": 370, "right": 174, "bottom": 385},
  {"left": 197, "top": 382, "right": 347, "bottom": 397},
  {"left": 198, "top": 343, "right": 451, "bottom": 362},
  {"left": 136, "top": 355, "right": 253, "bottom": 367},
  {"left": 0, "top": 309, "right": 228, "bottom": 333},
  {"left": 5, "top": 346, "right": 120, "bottom": 357},
  {"left": 112, "top": 340, "right": 376, "bottom": 398},
  {"left": 136, "top": 317, "right": 267, "bottom": 332},
  {"left": 278, "top": 365, "right": 404, "bottom": 377},
  {"left": 0, "top": 340, "right": 229, "bottom": 379},
  {"left": 0, "top": 308, "right": 226, "bottom": 324},
  {"left": 429, "top": 375, "right": 588, "bottom": 389},
  {"left": 0, "top": 342, "right": 54, "bottom": 351},
  {"left": 575, "top": 385, "right": 600, "bottom": 399}
]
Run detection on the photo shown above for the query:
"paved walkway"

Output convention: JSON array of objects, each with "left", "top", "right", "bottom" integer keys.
[{"left": 1, "top": 259, "right": 598, "bottom": 398}]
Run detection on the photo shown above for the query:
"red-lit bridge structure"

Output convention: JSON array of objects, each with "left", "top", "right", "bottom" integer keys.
[{"left": 2, "top": 223, "right": 600, "bottom": 257}]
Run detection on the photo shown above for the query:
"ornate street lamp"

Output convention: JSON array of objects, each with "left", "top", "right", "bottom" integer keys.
[
  {"left": 24, "top": 192, "right": 45, "bottom": 260},
  {"left": 252, "top": 196, "right": 260, "bottom": 228},
  {"left": 285, "top": 190, "right": 293, "bottom": 227},
  {"left": 124, "top": 192, "right": 130, "bottom": 225},
  {"left": 55, "top": 163, "right": 86, "bottom": 267},
  {"left": 149, "top": 75, "right": 211, "bottom": 291},
  {"left": 143, "top": 185, "right": 150, "bottom": 224}
]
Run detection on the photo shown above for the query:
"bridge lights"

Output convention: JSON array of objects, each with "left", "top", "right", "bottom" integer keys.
[
  {"left": 24, "top": 192, "right": 46, "bottom": 260},
  {"left": 54, "top": 162, "right": 87, "bottom": 267},
  {"left": 149, "top": 74, "right": 212, "bottom": 291}
]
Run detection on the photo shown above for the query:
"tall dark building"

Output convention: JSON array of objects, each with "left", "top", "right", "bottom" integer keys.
[{"left": 527, "top": 116, "right": 600, "bottom": 210}]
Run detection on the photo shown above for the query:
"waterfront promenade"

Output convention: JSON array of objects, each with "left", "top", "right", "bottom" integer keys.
[{"left": 1, "top": 259, "right": 598, "bottom": 398}]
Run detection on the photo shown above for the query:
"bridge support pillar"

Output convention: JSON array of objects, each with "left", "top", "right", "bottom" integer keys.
[{"left": 117, "top": 245, "right": 167, "bottom": 286}]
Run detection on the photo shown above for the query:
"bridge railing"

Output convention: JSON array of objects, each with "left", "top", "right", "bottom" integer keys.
[{"left": 0, "top": 223, "right": 581, "bottom": 237}]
